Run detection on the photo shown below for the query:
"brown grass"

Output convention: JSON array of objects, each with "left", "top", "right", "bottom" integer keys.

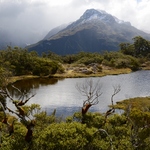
[{"left": 53, "top": 67, "right": 132, "bottom": 78}]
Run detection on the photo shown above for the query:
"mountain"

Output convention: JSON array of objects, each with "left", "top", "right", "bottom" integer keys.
[
  {"left": 43, "top": 24, "right": 69, "bottom": 40},
  {"left": 27, "top": 9, "right": 150, "bottom": 55}
]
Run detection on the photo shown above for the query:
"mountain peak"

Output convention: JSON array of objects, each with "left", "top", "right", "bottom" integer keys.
[
  {"left": 79, "top": 8, "right": 131, "bottom": 25},
  {"left": 80, "top": 9, "right": 107, "bottom": 20},
  {"left": 27, "top": 8, "right": 150, "bottom": 55},
  {"left": 66, "top": 8, "right": 131, "bottom": 30}
]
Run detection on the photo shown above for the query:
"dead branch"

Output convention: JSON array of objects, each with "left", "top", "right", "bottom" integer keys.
[
  {"left": 0, "top": 84, "right": 36, "bottom": 141},
  {"left": 0, "top": 85, "right": 35, "bottom": 114},
  {"left": 76, "top": 78, "right": 102, "bottom": 115},
  {"left": 111, "top": 85, "right": 121, "bottom": 106},
  {"left": 105, "top": 85, "right": 121, "bottom": 121}
]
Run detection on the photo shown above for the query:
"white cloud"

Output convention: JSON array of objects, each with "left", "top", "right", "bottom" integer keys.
[{"left": 0, "top": 0, "right": 150, "bottom": 45}]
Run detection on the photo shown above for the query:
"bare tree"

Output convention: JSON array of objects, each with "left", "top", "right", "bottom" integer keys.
[
  {"left": 104, "top": 85, "right": 121, "bottom": 123},
  {"left": 76, "top": 78, "right": 102, "bottom": 116},
  {"left": 0, "top": 84, "right": 36, "bottom": 142},
  {"left": 106, "top": 85, "right": 121, "bottom": 116}
]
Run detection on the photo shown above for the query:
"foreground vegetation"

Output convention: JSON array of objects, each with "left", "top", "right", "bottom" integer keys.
[
  {"left": 0, "top": 36, "right": 150, "bottom": 149},
  {"left": 1, "top": 78, "right": 150, "bottom": 150}
]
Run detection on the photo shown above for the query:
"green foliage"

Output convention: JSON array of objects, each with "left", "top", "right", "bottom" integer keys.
[
  {"left": 73, "top": 112, "right": 105, "bottom": 128},
  {"left": 0, "top": 47, "right": 61, "bottom": 76},
  {"left": 114, "top": 97, "right": 150, "bottom": 111},
  {"left": 120, "top": 36, "right": 150, "bottom": 58},
  {"left": 119, "top": 42, "right": 135, "bottom": 56},
  {"left": 62, "top": 54, "right": 77, "bottom": 64},
  {"left": 1, "top": 101, "right": 150, "bottom": 149},
  {"left": 0, "top": 67, "right": 12, "bottom": 87},
  {"left": 0, "top": 124, "right": 27, "bottom": 150},
  {"left": 42, "top": 51, "right": 63, "bottom": 63},
  {"left": 35, "top": 122, "right": 90, "bottom": 150},
  {"left": 133, "top": 36, "right": 150, "bottom": 57},
  {"left": 1, "top": 36, "right": 150, "bottom": 77},
  {"left": 62, "top": 52, "right": 103, "bottom": 66},
  {"left": 103, "top": 51, "right": 140, "bottom": 70},
  {"left": 31, "top": 57, "right": 58, "bottom": 76},
  {"left": 74, "top": 52, "right": 103, "bottom": 65}
]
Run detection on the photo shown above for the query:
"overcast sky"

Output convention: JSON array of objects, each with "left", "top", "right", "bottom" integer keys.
[{"left": 0, "top": 0, "right": 150, "bottom": 44}]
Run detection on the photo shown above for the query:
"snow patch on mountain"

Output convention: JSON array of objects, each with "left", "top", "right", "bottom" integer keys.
[
  {"left": 113, "top": 16, "right": 131, "bottom": 25},
  {"left": 80, "top": 13, "right": 106, "bottom": 24},
  {"left": 79, "top": 9, "right": 131, "bottom": 25}
]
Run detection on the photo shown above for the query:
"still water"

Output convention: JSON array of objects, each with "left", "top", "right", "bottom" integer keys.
[{"left": 8, "top": 70, "right": 150, "bottom": 117}]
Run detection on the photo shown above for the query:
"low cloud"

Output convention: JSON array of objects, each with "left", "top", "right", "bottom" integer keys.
[{"left": 0, "top": 0, "right": 150, "bottom": 46}]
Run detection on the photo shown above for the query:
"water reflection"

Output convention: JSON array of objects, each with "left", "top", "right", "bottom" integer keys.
[
  {"left": 7, "top": 78, "right": 59, "bottom": 98},
  {"left": 7, "top": 70, "right": 150, "bottom": 118}
]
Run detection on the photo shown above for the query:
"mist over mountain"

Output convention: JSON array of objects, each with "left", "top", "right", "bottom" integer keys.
[{"left": 0, "top": 27, "right": 46, "bottom": 50}]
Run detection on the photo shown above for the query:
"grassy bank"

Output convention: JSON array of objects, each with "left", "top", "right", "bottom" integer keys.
[
  {"left": 53, "top": 65, "right": 132, "bottom": 78},
  {"left": 8, "top": 66, "right": 132, "bottom": 83}
]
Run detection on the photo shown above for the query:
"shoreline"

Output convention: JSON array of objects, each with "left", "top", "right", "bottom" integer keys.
[
  {"left": 9, "top": 68, "right": 132, "bottom": 83},
  {"left": 9, "top": 75, "right": 40, "bottom": 84},
  {"left": 53, "top": 68, "right": 132, "bottom": 78},
  {"left": 8, "top": 66, "right": 150, "bottom": 83}
]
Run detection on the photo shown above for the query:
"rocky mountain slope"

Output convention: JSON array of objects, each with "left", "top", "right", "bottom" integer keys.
[{"left": 27, "top": 9, "right": 150, "bottom": 55}]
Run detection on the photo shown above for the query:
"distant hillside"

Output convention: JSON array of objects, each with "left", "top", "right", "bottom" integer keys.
[
  {"left": 27, "top": 9, "right": 150, "bottom": 55},
  {"left": 43, "top": 24, "right": 69, "bottom": 40}
]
